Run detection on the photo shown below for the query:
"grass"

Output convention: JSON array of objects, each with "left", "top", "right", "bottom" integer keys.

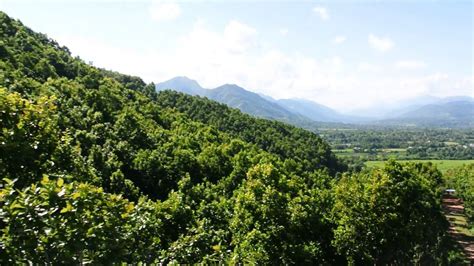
[
  {"left": 332, "top": 148, "right": 407, "bottom": 153},
  {"left": 380, "top": 148, "right": 407, "bottom": 152},
  {"left": 332, "top": 148, "right": 354, "bottom": 153},
  {"left": 365, "top": 160, "right": 474, "bottom": 172},
  {"left": 444, "top": 141, "right": 459, "bottom": 146}
]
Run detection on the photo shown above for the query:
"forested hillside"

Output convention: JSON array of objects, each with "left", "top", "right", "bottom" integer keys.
[
  {"left": 0, "top": 11, "right": 456, "bottom": 264},
  {"left": 155, "top": 91, "right": 343, "bottom": 176}
]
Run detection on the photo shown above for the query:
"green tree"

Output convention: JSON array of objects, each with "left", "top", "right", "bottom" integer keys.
[{"left": 332, "top": 161, "right": 448, "bottom": 264}]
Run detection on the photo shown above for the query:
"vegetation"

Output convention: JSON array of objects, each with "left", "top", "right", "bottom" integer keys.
[
  {"left": 366, "top": 160, "right": 474, "bottom": 173},
  {"left": 333, "top": 161, "right": 447, "bottom": 264},
  {"left": 155, "top": 90, "right": 344, "bottom": 176},
  {"left": 0, "top": 11, "right": 461, "bottom": 264},
  {"left": 444, "top": 164, "right": 474, "bottom": 233}
]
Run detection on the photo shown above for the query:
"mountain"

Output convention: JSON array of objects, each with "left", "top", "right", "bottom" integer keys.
[
  {"left": 156, "top": 77, "right": 474, "bottom": 128},
  {"left": 209, "top": 84, "right": 303, "bottom": 121},
  {"left": 155, "top": 77, "right": 366, "bottom": 127},
  {"left": 155, "top": 76, "right": 206, "bottom": 96},
  {"left": 351, "top": 95, "right": 474, "bottom": 119},
  {"left": 155, "top": 77, "right": 373, "bottom": 125},
  {"left": 377, "top": 99, "right": 474, "bottom": 128},
  {"left": 351, "top": 95, "right": 442, "bottom": 118},
  {"left": 437, "top": 96, "right": 474, "bottom": 104},
  {"left": 155, "top": 77, "right": 311, "bottom": 124},
  {"left": 276, "top": 98, "right": 369, "bottom": 123}
]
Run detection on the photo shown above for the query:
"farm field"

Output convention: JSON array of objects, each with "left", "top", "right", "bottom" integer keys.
[
  {"left": 365, "top": 160, "right": 474, "bottom": 172},
  {"left": 333, "top": 148, "right": 407, "bottom": 157}
]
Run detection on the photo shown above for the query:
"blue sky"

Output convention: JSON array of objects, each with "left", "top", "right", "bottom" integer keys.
[{"left": 0, "top": 0, "right": 472, "bottom": 111}]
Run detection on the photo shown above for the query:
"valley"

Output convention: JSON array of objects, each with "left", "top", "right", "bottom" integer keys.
[{"left": 156, "top": 77, "right": 474, "bottom": 164}]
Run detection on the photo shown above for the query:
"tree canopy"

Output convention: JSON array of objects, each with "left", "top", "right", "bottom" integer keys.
[{"left": 0, "top": 11, "right": 455, "bottom": 264}]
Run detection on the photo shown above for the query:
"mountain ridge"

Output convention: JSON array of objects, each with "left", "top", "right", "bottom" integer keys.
[
  {"left": 156, "top": 77, "right": 313, "bottom": 124},
  {"left": 156, "top": 76, "right": 473, "bottom": 128}
]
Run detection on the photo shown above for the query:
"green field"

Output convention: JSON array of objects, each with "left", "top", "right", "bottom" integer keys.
[
  {"left": 365, "top": 160, "right": 474, "bottom": 172},
  {"left": 332, "top": 148, "right": 408, "bottom": 160}
]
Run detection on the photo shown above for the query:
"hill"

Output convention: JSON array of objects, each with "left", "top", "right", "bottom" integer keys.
[
  {"left": 0, "top": 11, "right": 342, "bottom": 263},
  {"left": 155, "top": 90, "right": 343, "bottom": 175}
]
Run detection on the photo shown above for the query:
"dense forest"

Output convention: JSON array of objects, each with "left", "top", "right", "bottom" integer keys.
[{"left": 0, "top": 11, "right": 470, "bottom": 264}]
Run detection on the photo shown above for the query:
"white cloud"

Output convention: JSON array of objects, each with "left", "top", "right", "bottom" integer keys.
[
  {"left": 279, "top": 28, "right": 289, "bottom": 36},
  {"left": 224, "top": 20, "right": 258, "bottom": 54},
  {"left": 313, "top": 6, "right": 329, "bottom": 20},
  {"left": 357, "top": 62, "right": 381, "bottom": 72},
  {"left": 333, "top": 35, "right": 346, "bottom": 44},
  {"left": 395, "top": 60, "right": 427, "bottom": 70},
  {"left": 55, "top": 21, "right": 472, "bottom": 112},
  {"left": 368, "top": 34, "right": 394, "bottom": 52},
  {"left": 149, "top": 1, "right": 181, "bottom": 22}
]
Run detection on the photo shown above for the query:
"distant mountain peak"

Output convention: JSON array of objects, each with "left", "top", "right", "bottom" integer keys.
[
  {"left": 167, "top": 76, "right": 202, "bottom": 87},
  {"left": 155, "top": 76, "right": 204, "bottom": 96},
  {"left": 155, "top": 76, "right": 474, "bottom": 127},
  {"left": 216, "top": 84, "right": 247, "bottom": 91}
]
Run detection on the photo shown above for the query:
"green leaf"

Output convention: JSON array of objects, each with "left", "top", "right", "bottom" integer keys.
[
  {"left": 60, "top": 202, "right": 73, "bottom": 213},
  {"left": 41, "top": 175, "right": 49, "bottom": 185},
  {"left": 10, "top": 202, "right": 23, "bottom": 209}
]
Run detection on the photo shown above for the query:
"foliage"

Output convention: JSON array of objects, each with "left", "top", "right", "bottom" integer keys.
[
  {"left": 0, "top": 11, "right": 457, "bottom": 264},
  {"left": 332, "top": 160, "right": 448, "bottom": 264},
  {"left": 0, "top": 177, "right": 161, "bottom": 264},
  {"left": 0, "top": 88, "right": 59, "bottom": 187},
  {"left": 155, "top": 90, "right": 346, "bottom": 176},
  {"left": 366, "top": 159, "right": 474, "bottom": 173},
  {"left": 444, "top": 163, "right": 474, "bottom": 231}
]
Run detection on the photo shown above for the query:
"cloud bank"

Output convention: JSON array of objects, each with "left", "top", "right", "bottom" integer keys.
[
  {"left": 56, "top": 19, "right": 472, "bottom": 112},
  {"left": 368, "top": 34, "right": 394, "bottom": 52}
]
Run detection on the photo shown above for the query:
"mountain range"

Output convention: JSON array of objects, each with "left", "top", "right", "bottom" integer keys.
[
  {"left": 377, "top": 99, "right": 474, "bottom": 127},
  {"left": 156, "top": 77, "right": 311, "bottom": 124},
  {"left": 156, "top": 76, "right": 474, "bottom": 128}
]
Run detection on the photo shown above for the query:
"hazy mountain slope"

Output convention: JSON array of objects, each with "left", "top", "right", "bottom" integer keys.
[
  {"left": 155, "top": 76, "right": 206, "bottom": 96},
  {"left": 437, "top": 96, "right": 474, "bottom": 104},
  {"left": 155, "top": 77, "right": 313, "bottom": 124},
  {"left": 379, "top": 100, "right": 474, "bottom": 127},
  {"left": 276, "top": 98, "right": 369, "bottom": 123},
  {"left": 351, "top": 95, "right": 474, "bottom": 119},
  {"left": 209, "top": 84, "right": 302, "bottom": 121}
]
